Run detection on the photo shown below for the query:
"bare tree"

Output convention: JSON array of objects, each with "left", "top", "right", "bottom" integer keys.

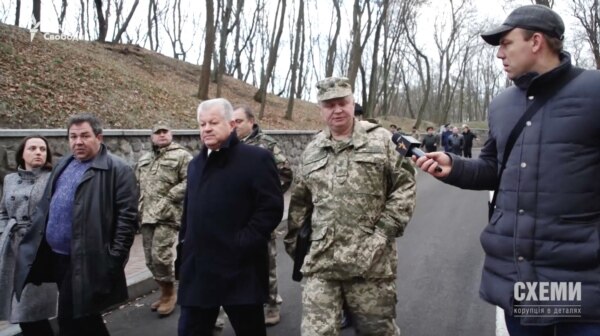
[
  {"left": 398, "top": 0, "right": 431, "bottom": 126},
  {"left": 365, "top": 0, "right": 389, "bottom": 117},
  {"left": 216, "top": 0, "right": 234, "bottom": 97},
  {"left": 348, "top": 0, "right": 375, "bottom": 85},
  {"left": 198, "top": 0, "right": 216, "bottom": 100},
  {"left": 285, "top": 0, "right": 305, "bottom": 120},
  {"left": 113, "top": 0, "right": 139, "bottom": 43},
  {"left": 147, "top": 0, "right": 160, "bottom": 51},
  {"left": 15, "top": 0, "right": 21, "bottom": 26},
  {"left": 431, "top": 0, "right": 475, "bottom": 124},
  {"left": 571, "top": 0, "right": 600, "bottom": 69},
  {"left": 32, "top": 0, "right": 40, "bottom": 25},
  {"left": 532, "top": 0, "right": 554, "bottom": 7},
  {"left": 163, "top": 0, "right": 193, "bottom": 59},
  {"left": 254, "top": 0, "right": 287, "bottom": 120},
  {"left": 50, "top": 0, "right": 68, "bottom": 33},
  {"left": 93, "top": 0, "right": 109, "bottom": 41},
  {"left": 325, "top": 0, "right": 342, "bottom": 77}
]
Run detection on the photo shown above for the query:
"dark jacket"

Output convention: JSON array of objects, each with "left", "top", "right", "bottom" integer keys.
[
  {"left": 446, "top": 134, "right": 463, "bottom": 155},
  {"left": 441, "top": 130, "right": 452, "bottom": 151},
  {"left": 443, "top": 54, "right": 600, "bottom": 325},
  {"left": 421, "top": 133, "right": 439, "bottom": 152},
  {"left": 462, "top": 131, "right": 476, "bottom": 149},
  {"left": 15, "top": 145, "right": 138, "bottom": 318},
  {"left": 178, "top": 132, "right": 283, "bottom": 308}
]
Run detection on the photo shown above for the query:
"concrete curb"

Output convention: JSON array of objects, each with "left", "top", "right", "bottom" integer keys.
[
  {"left": 0, "top": 271, "right": 157, "bottom": 336},
  {"left": 0, "top": 324, "right": 20, "bottom": 336},
  {"left": 125, "top": 269, "right": 158, "bottom": 302}
]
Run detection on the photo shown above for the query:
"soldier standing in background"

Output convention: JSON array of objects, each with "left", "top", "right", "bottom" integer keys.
[
  {"left": 285, "top": 77, "right": 416, "bottom": 336},
  {"left": 232, "top": 106, "right": 292, "bottom": 326},
  {"left": 136, "top": 122, "right": 192, "bottom": 317}
]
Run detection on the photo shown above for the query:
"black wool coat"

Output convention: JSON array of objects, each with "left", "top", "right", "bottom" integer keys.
[{"left": 177, "top": 132, "right": 284, "bottom": 307}]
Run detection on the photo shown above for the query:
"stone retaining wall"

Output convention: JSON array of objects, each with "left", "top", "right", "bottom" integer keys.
[{"left": 0, "top": 128, "right": 488, "bottom": 189}]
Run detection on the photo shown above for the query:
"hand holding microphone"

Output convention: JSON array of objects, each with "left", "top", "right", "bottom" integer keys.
[{"left": 392, "top": 134, "right": 448, "bottom": 175}]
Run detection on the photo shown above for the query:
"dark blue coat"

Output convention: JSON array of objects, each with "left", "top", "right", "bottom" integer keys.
[
  {"left": 177, "top": 132, "right": 284, "bottom": 307},
  {"left": 444, "top": 54, "right": 600, "bottom": 325}
]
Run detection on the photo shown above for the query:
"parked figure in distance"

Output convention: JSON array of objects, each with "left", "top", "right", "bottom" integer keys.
[
  {"left": 421, "top": 127, "right": 440, "bottom": 153},
  {"left": 446, "top": 127, "right": 464, "bottom": 156},
  {"left": 461, "top": 124, "right": 477, "bottom": 158}
]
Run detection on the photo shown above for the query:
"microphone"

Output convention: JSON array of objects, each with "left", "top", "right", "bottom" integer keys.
[{"left": 392, "top": 134, "right": 442, "bottom": 172}]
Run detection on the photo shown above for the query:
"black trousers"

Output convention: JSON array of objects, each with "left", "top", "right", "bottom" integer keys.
[
  {"left": 19, "top": 320, "right": 54, "bottom": 336},
  {"left": 178, "top": 304, "right": 266, "bottom": 336},
  {"left": 53, "top": 253, "right": 110, "bottom": 336},
  {"left": 463, "top": 146, "right": 472, "bottom": 158}
]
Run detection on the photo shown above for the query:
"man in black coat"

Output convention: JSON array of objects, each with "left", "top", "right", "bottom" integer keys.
[
  {"left": 177, "top": 98, "right": 284, "bottom": 336},
  {"left": 461, "top": 124, "right": 477, "bottom": 158},
  {"left": 15, "top": 114, "right": 138, "bottom": 336}
]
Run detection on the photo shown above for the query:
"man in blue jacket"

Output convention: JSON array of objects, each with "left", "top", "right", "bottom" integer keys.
[
  {"left": 177, "top": 98, "right": 284, "bottom": 336},
  {"left": 414, "top": 5, "right": 600, "bottom": 335}
]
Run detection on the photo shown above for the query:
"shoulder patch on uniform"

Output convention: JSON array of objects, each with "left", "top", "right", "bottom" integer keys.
[{"left": 359, "top": 120, "right": 381, "bottom": 132}]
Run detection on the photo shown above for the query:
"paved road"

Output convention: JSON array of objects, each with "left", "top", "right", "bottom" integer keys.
[{"left": 105, "top": 166, "right": 496, "bottom": 336}]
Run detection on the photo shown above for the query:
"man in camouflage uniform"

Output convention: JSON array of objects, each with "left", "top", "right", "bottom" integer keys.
[
  {"left": 284, "top": 77, "right": 416, "bottom": 336},
  {"left": 232, "top": 105, "right": 293, "bottom": 326},
  {"left": 136, "top": 122, "right": 192, "bottom": 317}
]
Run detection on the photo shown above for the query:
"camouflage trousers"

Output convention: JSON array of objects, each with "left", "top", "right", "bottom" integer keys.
[
  {"left": 141, "top": 223, "right": 178, "bottom": 282},
  {"left": 302, "top": 276, "right": 400, "bottom": 336},
  {"left": 268, "top": 233, "right": 282, "bottom": 308}
]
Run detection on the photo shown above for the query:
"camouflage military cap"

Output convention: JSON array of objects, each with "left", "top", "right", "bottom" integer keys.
[
  {"left": 152, "top": 121, "right": 171, "bottom": 133},
  {"left": 316, "top": 77, "right": 353, "bottom": 102}
]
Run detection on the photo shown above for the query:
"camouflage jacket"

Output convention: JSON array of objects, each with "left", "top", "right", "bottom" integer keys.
[
  {"left": 284, "top": 120, "right": 416, "bottom": 280},
  {"left": 242, "top": 124, "right": 293, "bottom": 193},
  {"left": 136, "top": 142, "right": 192, "bottom": 227}
]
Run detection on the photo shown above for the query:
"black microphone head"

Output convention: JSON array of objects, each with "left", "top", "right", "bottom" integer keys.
[{"left": 393, "top": 134, "right": 421, "bottom": 157}]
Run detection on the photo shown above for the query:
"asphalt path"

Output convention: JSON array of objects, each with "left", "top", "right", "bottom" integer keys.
[{"left": 105, "top": 158, "right": 496, "bottom": 336}]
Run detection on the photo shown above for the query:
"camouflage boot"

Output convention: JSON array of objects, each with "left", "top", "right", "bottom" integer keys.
[{"left": 157, "top": 281, "right": 177, "bottom": 316}]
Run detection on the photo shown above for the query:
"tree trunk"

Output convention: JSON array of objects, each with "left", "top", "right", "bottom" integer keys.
[
  {"left": 94, "top": 0, "right": 108, "bottom": 41},
  {"left": 365, "top": 0, "right": 388, "bottom": 118},
  {"left": 217, "top": 0, "right": 233, "bottom": 97},
  {"left": 15, "top": 0, "right": 21, "bottom": 26},
  {"left": 254, "top": 0, "right": 286, "bottom": 120},
  {"left": 347, "top": 0, "right": 363, "bottom": 84},
  {"left": 533, "top": 0, "right": 553, "bottom": 7},
  {"left": 32, "top": 0, "right": 41, "bottom": 26},
  {"left": 58, "top": 0, "right": 68, "bottom": 34},
  {"left": 325, "top": 0, "right": 341, "bottom": 77},
  {"left": 198, "top": 0, "right": 216, "bottom": 100},
  {"left": 285, "top": 0, "right": 304, "bottom": 120},
  {"left": 113, "top": 0, "right": 139, "bottom": 43}
]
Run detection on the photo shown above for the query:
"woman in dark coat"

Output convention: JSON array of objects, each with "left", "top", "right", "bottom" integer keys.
[{"left": 0, "top": 136, "right": 57, "bottom": 336}]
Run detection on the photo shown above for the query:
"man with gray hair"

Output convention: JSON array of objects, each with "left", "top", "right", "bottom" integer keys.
[
  {"left": 177, "top": 98, "right": 284, "bottom": 336},
  {"left": 285, "top": 77, "right": 416, "bottom": 335}
]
